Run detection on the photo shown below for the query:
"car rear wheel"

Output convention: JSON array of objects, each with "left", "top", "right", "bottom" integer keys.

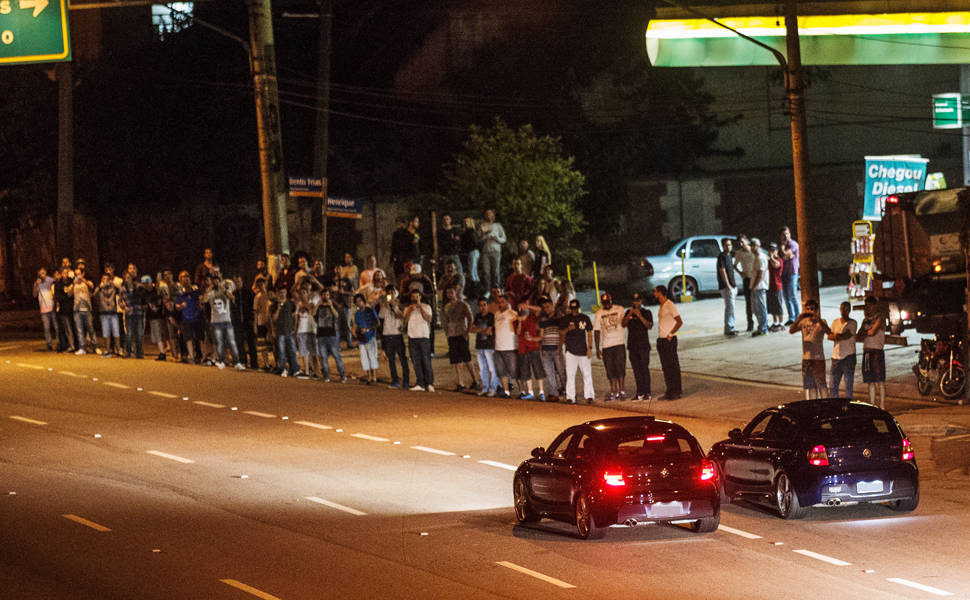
[
  {"left": 574, "top": 493, "right": 603, "bottom": 539},
  {"left": 775, "top": 472, "right": 807, "bottom": 519},
  {"left": 889, "top": 487, "right": 919, "bottom": 513},
  {"left": 690, "top": 513, "right": 720, "bottom": 533},
  {"left": 668, "top": 277, "right": 698, "bottom": 302},
  {"left": 513, "top": 476, "right": 540, "bottom": 523}
]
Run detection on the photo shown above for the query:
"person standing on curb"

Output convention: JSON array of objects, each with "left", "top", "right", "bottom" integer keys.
[
  {"left": 717, "top": 239, "right": 738, "bottom": 337},
  {"left": 34, "top": 268, "right": 58, "bottom": 351},
  {"left": 352, "top": 293, "right": 380, "bottom": 385},
  {"left": 780, "top": 226, "right": 801, "bottom": 325},
  {"left": 479, "top": 209, "right": 507, "bottom": 292},
  {"left": 442, "top": 286, "right": 479, "bottom": 392},
  {"left": 561, "top": 298, "right": 594, "bottom": 404},
  {"left": 789, "top": 298, "right": 830, "bottom": 399},
  {"left": 828, "top": 301, "right": 858, "bottom": 399},
  {"left": 537, "top": 297, "right": 564, "bottom": 402},
  {"left": 593, "top": 292, "right": 627, "bottom": 400},
  {"left": 471, "top": 297, "right": 498, "bottom": 397},
  {"left": 858, "top": 296, "right": 887, "bottom": 408},
  {"left": 314, "top": 288, "right": 347, "bottom": 383},
  {"left": 734, "top": 235, "right": 755, "bottom": 333},
  {"left": 622, "top": 291, "right": 653, "bottom": 401},
  {"left": 492, "top": 294, "right": 519, "bottom": 398},
  {"left": 378, "top": 285, "right": 408, "bottom": 389},
  {"left": 767, "top": 242, "right": 785, "bottom": 331},
  {"left": 515, "top": 303, "right": 546, "bottom": 401},
  {"left": 404, "top": 289, "right": 434, "bottom": 392},
  {"left": 749, "top": 238, "right": 770, "bottom": 337},
  {"left": 653, "top": 285, "right": 683, "bottom": 400}
]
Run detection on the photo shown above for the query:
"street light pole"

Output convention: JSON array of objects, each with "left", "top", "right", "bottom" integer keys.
[{"left": 313, "top": 0, "right": 332, "bottom": 267}]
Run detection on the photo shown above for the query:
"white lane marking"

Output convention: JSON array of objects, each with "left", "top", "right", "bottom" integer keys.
[
  {"left": 411, "top": 446, "right": 456, "bottom": 456},
  {"left": 351, "top": 433, "right": 390, "bottom": 442},
  {"left": 15, "top": 363, "right": 44, "bottom": 370},
  {"left": 146, "top": 450, "right": 195, "bottom": 464},
  {"left": 62, "top": 514, "right": 112, "bottom": 532},
  {"left": 9, "top": 415, "right": 47, "bottom": 426},
  {"left": 793, "top": 549, "right": 851, "bottom": 566},
  {"left": 478, "top": 460, "right": 517, "bottom": 471},
  {"left": 304, "top": 496, "right": 367, "bottom": 516},
  {"left": 886, "top": 578, "right": 953, "bottom": 596},
  {"left": 193, "top": 401, "right": 225, "bottom": 408},
  {"left": 58, "top": 370, "right": 83, "bottom": 377},
  {"left": 242, "top": 410, "right": 277, "bottom": 419},
  {"left": 103, "top": 382, "right": 130, "bottom": 389},
  {"left": 718, "top": 525, "right": 763, "bottom": 539},
  {"left": 294, "top": 420, "right": 333, "bottom": 430},
  {"left": 219, "top": 579, "right": 282, "bottom": 600},
  {"left": 0, "top": 344, "right": 21, "bottom": 351},
  {"left": 148, "top": 391, "right": 178, "bottom": 399},
  {"left": 496, "top": 561, "right": 576, "bottom": 589}
]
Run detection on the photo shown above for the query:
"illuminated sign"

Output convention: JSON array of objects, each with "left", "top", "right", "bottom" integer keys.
[
  {"left": 932, "top": 93, "right": 970, "bottom": 129},
  {"left": 863, "top": 156, "right": 928, "bottom": 221},
  {"left": 0, "top": 0, "right": 71, "bottom": 66}
]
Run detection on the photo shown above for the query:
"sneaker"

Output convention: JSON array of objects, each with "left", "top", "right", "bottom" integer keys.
[
  {"left": 281, "top": 370, "right": 289, "bottom": 378},
  {"left": 234, "top": 363, "right": 245, "bottom": 371},
  {"left": 604, "top": 393, "right": 614, "bottom": 402},
  {"left": 486, "top": 390, "right": 496, "bottom": 397},
  {"left": 538, "top": 393, "right": 546, "bottom": 402},
  {"left": 409, "top": 385, "right": 425, "bottom": 392},
  {"left": 633, "top": 394, "right": 645, "bottom": 401},
  {"left": 521, "top": 392, "right": 535, "bottom": 401},
  {"left": 477, "top": 389, "right": 487, "bottom": 396},
  {"left": 388, "top": 383, "right": 401, "bottom": 389},
  {"left": 322, "top": 378, "right": 331, "bottom": 383},
  {"left": 95, "top": 348, "right": 103, "bottom": 355},
  {"left": 454, "top": 385, "right": 465, "bottom": 393},
  {"left": 296, "top": 371, "right": 310, "bottom": 379},
  {"left": 618, "top": 391, "right": 628, "bottom": 400},
  {"left": 74, "top": 348, "right": 86, "bottom": 356},
  {"left": 752, "top": 330, "right": 765, "bottom": 337},
  {"left": 784, "top": 320, "right": 794, "bottom": 326},
  {"left": 518, "top": 391, "right": 528, "bottom": 400},
  {"left": 216, "top": 361, "right": 226, "bottom": 370},
  {"left": 339, "top": 376, "right": 348, "bottom": 384},
  {"left": 585, "top": 397, "right": 594, "bottom": 404},
  {"left": 101, "top": 352, "right": 113, "bottom": 359},
  {"left": 566, "top": 398, "right": 577, "bottom": 404},
  {"left": 426, "top": 385, "right": 435, "bottom": 393}
]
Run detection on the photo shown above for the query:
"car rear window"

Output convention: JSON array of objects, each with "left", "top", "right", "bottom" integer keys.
[
  {"left": 811, "top": 415, "right": 898, "bottom": 441},
  {"left": 604, "top": 432, "right": 701, "bottom": 459}
]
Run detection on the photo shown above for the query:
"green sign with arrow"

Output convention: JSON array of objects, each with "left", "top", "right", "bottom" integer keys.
[{"left": 0, "top": 0, "right": 71, "bottom": 66}]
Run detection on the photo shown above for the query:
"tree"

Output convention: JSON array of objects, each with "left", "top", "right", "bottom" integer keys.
[{"left": 447, "top": 119, "right": 586, "bottom": 268}]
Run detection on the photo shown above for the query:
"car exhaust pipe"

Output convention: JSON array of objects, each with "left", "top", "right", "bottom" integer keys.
[
  {"left": 624, "top": 519, "right": 638, "bottom": 527},
  {"left": 826, "top": 498, "right": 842, "bottom": 506}
]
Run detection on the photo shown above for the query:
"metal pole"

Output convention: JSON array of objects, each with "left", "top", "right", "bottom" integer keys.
[
  {"left": 312, "top": 0, "right": 332, "bottom": 266},
  {"left": 247, "top": 0, "right": 289, "bottom": 282},
  {"left": 785, "top": 0, "right": 818, "bottom": 305},
  {"left": 56, "top": 60, "right": 74, "bottom": 262}
]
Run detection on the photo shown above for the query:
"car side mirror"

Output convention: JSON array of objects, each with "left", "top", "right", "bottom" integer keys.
[
  {"left": 728, "top": 428, "right": 743, "bottom": 441},
  {"left": 531, "top": 447, "right": 545, "bottom": 458}
]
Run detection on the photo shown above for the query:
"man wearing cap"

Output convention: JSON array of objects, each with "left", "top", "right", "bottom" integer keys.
[
  {"left": 622, "top": 291, "right": 653, "bottom": 401},
  {"left": 560, "top": 299, "right": 594, "bottom": 404},
  {"left": 653, "top": 285, "right": 683, "bottom": 400},
  {"left": 594, "top": 292, "right": 626, "bottom": 400}
]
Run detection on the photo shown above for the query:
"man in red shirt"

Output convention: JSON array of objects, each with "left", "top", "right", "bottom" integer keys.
[
  {"left": 515, "top": 303, "right": 546, "bottom": 401},
  {"left": 504, "top": 258, "right": 533, "bottom": 309}
]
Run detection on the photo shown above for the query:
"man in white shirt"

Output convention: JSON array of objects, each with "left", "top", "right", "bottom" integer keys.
[
  {"left": 492, "top": 295, "right": 519, "bottom": 398},
  {"left": 750, "top": 238, "right": 770, "bottom": 336},
  {"left": 378, "top": 285, "right": 408, "bottom": 389},
  {"left": 789, "top": 298, "right": 831, "bottom": 399},
  {"left": 404, "top": 290, "right": 434, "bottom": 392},
  {"left": 653, "top": 285, "right": 683, "bottom": 400},
  {"left": 858, "top": 296, "right": 886, "bottom": 408},
  {"left": 593, "top": 292, "right": 627, "bottom": 400},
  {"left": 828, "top": 301, "right": 857, "bottom": 398}
]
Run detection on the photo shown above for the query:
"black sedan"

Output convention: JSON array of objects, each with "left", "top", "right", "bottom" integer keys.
[
  {"left": 513, "top": 416, "right": 720, "bottom": 539},
  {"left": 709, "top": 399, "right": 919, "bottom": 519}
]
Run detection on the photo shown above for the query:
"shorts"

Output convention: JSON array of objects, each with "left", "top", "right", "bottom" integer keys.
[
  {"left": 862, "top": 349, "right": 886, "bottom": 383},
  {"left": 602, "top": 345, "right": 626, "bottom": 380},
  {"left": 297, "top": 332, "right": 317, "bottom": 357},
  {"left": 181, "top": 319, "right": 203, "bottom": 342},
  {"left": 494, "top": 350, "right": 518, "bottom": 379},
  {"left": 359, "top": 338, "right": 379, "bottom": 371},
  {"left": 516, "top": 351, "right": 545, "bottom": 380},
  {"left": 447, "top": 335, "right": 471, "bottom": 364},
  {"left": 149, "top": 319, "right": 165, "bottom": 344},
  {"left": 767, "top": 288, "right": 783, "bottom": 316},
  {"left": 801, "top": 359, "right": 826, "bottom": 390}
]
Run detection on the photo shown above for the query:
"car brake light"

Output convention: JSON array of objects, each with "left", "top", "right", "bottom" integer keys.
[
  {"left": 902, "top": 438, "right": 915, "bottom": 461},
  {"left": 807, "top": 444, "right": 829, "bottom": 466},
  {"left": 886, "top": 195, "right": 899, "bottom": 204},
  {"left": 700, "top": 460, "right": 715, "bottom": 481},
  {"left": 604, "top": 471, "right": 626, "bottom": 487},
  {"left": 645, "top": 435, "right": 665, "bottom": 442}
]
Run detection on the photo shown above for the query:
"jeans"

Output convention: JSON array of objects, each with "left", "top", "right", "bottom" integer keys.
[
  {"left": 719, "top": 287, "right": 737, "bottom": 334},
  {"left": 409, "top": 337, "right": 434, "bottom": 388},
  {"left": 830, "top": 354, "right": 856, "bottom": 398},
  {"left": 100, "top": 313, "right": 120, "bottom": 339},
  {"left": 383, "top": 334, "right": 408, "bottom": 386},
  {"left": 481, "top": 251, "right": 501, "bottom": 291},
  {"left": 477, "top": 348, "right": 499, "bottom": 392},
  {"left": 564, "top": 352, "right": 594, "bottom": 401},
  {"left": 628, "top": 345, "right": 651, "bottom": 397},
  {"left": 126, "top": 312, "right": 146, "bottom": 358},
  {"left": 741, "top": 277, "right": 753, "bottom": 330},
  {"left": 782, "top": 273, "right": 800, "bottom": 322},
  {"left": 657, "top": 336, "right": 682, "bottom": 397},
  {"left": 57, "top": 313, "right": 76, "bottom": 351},
  {"left": 276, "top": 334, "right": 299, "bottom": 374},
  {"left": 468, "top": 249, "right": 481, "bottom": 283},
  {"left": 212, "top": 322, "right": 239, "bottom": 364},
  {"left": 751, "top": 288, "right": 768, "bottom": 333},
  {"left": 74, "top": 311, "right": 95, "bottom": 350},
  {"left": 40, "top": 311, "right": 58, "bottom": 348},
  {"left": 540, "top": 348, "right": 565, "bottom": 396},
  {"left": 317, "top": 335, "right": 345, "bottom": 380}
]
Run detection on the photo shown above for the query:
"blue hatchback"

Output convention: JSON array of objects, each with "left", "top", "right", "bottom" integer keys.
[{"left": 708, "top": 400, "right": 919, "bottom": 519}]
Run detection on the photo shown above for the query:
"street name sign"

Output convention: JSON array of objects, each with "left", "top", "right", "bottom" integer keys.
[
  {"left": 932, "top": 93, "right": 970, "bottom": 129},
  {"left": 0, "top": 0, "right": 71, "bottom": 66}
]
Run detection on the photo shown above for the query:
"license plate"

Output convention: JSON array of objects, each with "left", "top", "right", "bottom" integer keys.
[
  {"left": 857, "top": 480, "right": 884, "bottom": 494},
  {"left": 649, "top": 501, "right": 685, "bottom": 517}
]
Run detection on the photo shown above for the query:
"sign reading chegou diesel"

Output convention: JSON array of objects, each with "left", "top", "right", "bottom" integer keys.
[{"left": 863, "top": 156, "right": 929, "bottom": 221}]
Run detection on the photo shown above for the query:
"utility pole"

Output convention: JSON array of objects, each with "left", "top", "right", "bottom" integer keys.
[
  {"left": 247, "top": 0, "right": 289, "bottom": 281},
  {"left": 312, "top": 0, "right": 332, "bottom": 266},
  {"left": 56, "top": 60, "right": 74, "bottom": 262},
  {"left": 785, "top": 0, "right": 818, "bottom": 305}
]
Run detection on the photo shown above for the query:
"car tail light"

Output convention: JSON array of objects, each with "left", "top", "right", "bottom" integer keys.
[
  {"left": 902, "top": 438, "right": 915, "bottom": 461},
  {"left": 807, "top": 444, "right": 829, "bottom": 466},
  {"left": 699, "top": 460, "right": 715, "bottom": 481},
  {"left": 886, "top": 195, "right": 899, "bottom": 204},
  {"left": 645, "top": 435, "right": 665, "bottom": 442},
  {"left": 603, "top": 471, "right": 626, "bottom": 487}
]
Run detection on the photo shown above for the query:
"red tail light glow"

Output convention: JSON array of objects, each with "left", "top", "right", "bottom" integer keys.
[
  {"left": 885, "top": 195, "right": 899, "bottom": 204},
  {"left": 807, "top": 444, "right": 829, "bottom": 466},
  {"left": 902, "top": 438, "right": 915, "bottom": 461},
  {"left": 604, "top": 471, "right": 626, "bottom": 487},
  {"left": 645, "top": 435, "right": 666, "bottom": 442},
  {"left": 700, "top": 460, "right": 715, "bottom": 481}
]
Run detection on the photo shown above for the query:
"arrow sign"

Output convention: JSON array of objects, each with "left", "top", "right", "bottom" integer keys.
[{"left": 19, "top": 0, "right": 49, "bottom": 17}]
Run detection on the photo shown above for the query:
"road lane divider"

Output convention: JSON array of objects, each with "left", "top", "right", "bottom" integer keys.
[
  {"left": 496, "top": 561, "right": 576, "bottom": 589},
  {"left": 219, "top": 579, "right": 282, "bottom": 600},
  {"left": 304, "top": 496, "right": 367, "bottom": 516},
  {"left": 15, "top": 363, "right": 44, "bottom": 370},
  {"left": 9, "top": 415, "right": 47, "bottom": 426},
  {"left": 146, "top": 450, "right": 195, "bottom": 464},
  {"left": 718, "top": 525, "right": 762, "bottom": 540},
  {"left": 148, "top": 391, "right": 178, "bottom": 399},
  {"left": 103, "top": 382, "right": 131, "bottom": 389},
  {"left": 793, "top": 549, "right": 851, "bottom": 566},
  {"left": 57, "top": 370, "right": 84, "bottom": 377},
  {"left": 242, "top": 410, "right": 277, "bottom": 419},
  {"left": 886, "top": 578, "right": 953, "bottom": 596},
  {"left": 193, "top": 401, "right": 225, "bottom": 408},
  {"left": 351, "top": 433, "right": 390, "bottom": 442},
  {"left": 294, "top": 421, "right": 333, "bottom": 430},
  {"left": 477, "top": 460, "right": 516, "bottom": 471},
  {"left": 62, "top": 514, "right": 111, "bottom": 532},
  {"left": 410, "top": 446, "right": 455, "bottom": 456}
]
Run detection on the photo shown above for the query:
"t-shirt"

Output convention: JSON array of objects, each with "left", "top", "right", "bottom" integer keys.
[
  {"left": 625, "top": 307, "right": 653, "bottom": 348},
  {"left": 561, "top": 313, "right": 592, "bottom": 356},
  {"left": 538, "top": 313, "right": 561, "bottom": 349},
  {"left": 593, "top": 304, "right": 625, "bottom": 348},
  {"left": 178, "top": 290, "right": 202, "bottom": 323},
  {"left": 442, "top": 300, "right": 472, "bottom": 337},
  {"left": 782, "top": 239, "right": 800, "bottom": 276},
  {"left": 795, "top": 317, "right": 827, "bottom": 360},
  {"left": 517, "top": 313, "right": 540, "bottom": 354},
  {"left": 379, "top": 303, "right": 404, "bottom": 336},
  {"left": 406, "top": 303, "right": 432, "bottom": 339},
  {"left": 273, "top": 300, "right": 295, "bottom": 336},
  {"left": 861, "top": 316, "right": 885, "bottom": 350},
  {"left": 493, "top": 309, "right": 518, "bottom": 351},
  {"left": 72, "top": 279, "right": 92, "bottom": 312},
  {"left": 205, "top": 289, "right": 233, "bottom": 324},
  {"left": 769, "top": 256, "right": 783, "bottom": 291},
  {"left": 657, "top": 300, "right": 681, "bottom": 339},
  {"left": 36, "top": 276, "right": 55, "bottom": 313},
  {"left": 752, "top": 251, "right": 770, "bottom": 290},
  {"left": 96, "top": 283, "right": 119, "bottom": 313},
  {"left": 354, "top": 306, "right": 379, "bottom": 343},
  {"left": 316, "top": 302, "right": 339, "bottom": 337},
  {"left": 54, "top": 279, "right": 73, "bottom": 315},
  {"left": 473, "top": 312, "right": 494, "bottom": 350},
  {"left": 830, "top": 317, "right": 857, "bottom": 360},
  {"left": 734, "top": 249, "right": 755, "bottom": 280},
  {"left": 717, "top": 252, "right": 736, "bottom": 289}
]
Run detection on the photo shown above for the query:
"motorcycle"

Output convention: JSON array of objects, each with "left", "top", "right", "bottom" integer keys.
[{"left": 914, "top": 333, "right": 967, "bottom": 401}]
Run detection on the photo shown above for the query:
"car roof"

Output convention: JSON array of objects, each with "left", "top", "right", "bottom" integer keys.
[
  {"left": 776, "top": 399, "right": 891, "bottom": 420},
  {"left": 582, "top": 416, "right": 691, "bottom": 435}
]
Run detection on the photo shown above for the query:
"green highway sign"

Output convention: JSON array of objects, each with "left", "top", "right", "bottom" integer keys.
[
  {"left": 932, "top": 93, "right": 970, "bottom": 130},
  {"left": 0, "top": 0, "right": 71, "bottom": 66}
]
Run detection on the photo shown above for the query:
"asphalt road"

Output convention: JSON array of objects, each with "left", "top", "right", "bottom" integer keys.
[{"left": 1, "top": 343, "right": 968, "bottom": 599}]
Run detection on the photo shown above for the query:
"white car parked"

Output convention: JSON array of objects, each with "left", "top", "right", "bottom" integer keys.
[{"left": 642, "top": 235, "right": 736, "bottom": 301}]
